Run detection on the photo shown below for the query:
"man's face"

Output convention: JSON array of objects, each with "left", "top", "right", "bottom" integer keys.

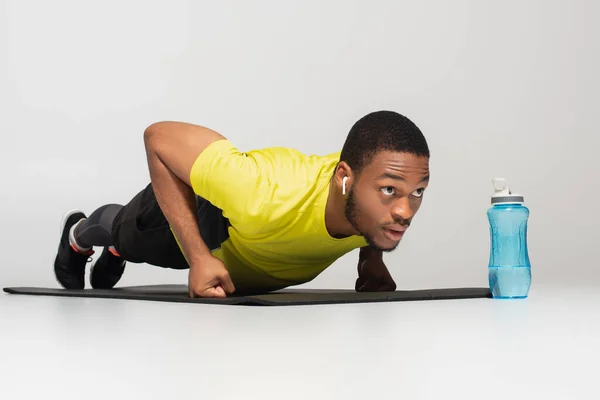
[{"left": 345, "top": 151, "right": 430, "bottom": 252}]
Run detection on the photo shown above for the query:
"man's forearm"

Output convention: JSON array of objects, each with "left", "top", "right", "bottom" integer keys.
[
  {"left": 359, "top": 246, "right": 383, "bottom": 262},
  {"left": 144, "top": 130, "right": 211, "bottom": 266}
]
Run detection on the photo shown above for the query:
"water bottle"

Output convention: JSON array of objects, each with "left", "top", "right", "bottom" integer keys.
[{"left": 487, "top": 178, "right": 531, "bottom": 299}]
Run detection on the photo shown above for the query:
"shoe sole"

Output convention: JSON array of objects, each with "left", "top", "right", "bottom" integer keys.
[
  {"left": 60, "top": 209, "right": 85, "bottom": 236},
  {"left": 90, "top": 249, "right": 126, "bottom": 289},
  {"left": 55, "top": 209, "right": 87, "bottom": 290}
]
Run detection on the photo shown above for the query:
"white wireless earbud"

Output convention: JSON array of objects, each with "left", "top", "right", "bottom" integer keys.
[{"left": 342, "top": 176, "right": 348, "bottom": 195}]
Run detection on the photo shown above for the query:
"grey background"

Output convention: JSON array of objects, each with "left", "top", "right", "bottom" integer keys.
[{"left": 1, "top": 0, "right": 598, "bottom": 291}]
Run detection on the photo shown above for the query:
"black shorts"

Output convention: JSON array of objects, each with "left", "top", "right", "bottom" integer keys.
[{"left": 111, "top": 183, "right": 230, "bottom": 269}]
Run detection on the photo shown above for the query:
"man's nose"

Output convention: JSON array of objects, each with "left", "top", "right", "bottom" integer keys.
[{"left": 391, "top": 196, "right": 414, "bottom": 222}]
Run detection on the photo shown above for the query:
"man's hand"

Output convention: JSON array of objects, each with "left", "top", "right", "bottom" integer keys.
[
  {"left": 188, "top": 255, "right": 235, "bottom": 298},
  {"left": 355, "top": 254, "right": 397, "bottom": 292}
]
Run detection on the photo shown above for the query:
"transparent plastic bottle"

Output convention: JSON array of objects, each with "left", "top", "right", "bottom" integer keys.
[{"left": 487, "top": 178, "right": 531, "bottom": 299}]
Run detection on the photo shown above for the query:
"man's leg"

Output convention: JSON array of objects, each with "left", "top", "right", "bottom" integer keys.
[
  {"left": 54, "top": 183, "right": 230, "bottom": 290},
  {"left": 71, "top": 204, "right": 123, "bottom": 252},
  {"left": 54, "top": 184, "right": 161, "bottom": 290},
  {"left": 54, "top": 204, "right": 124, "bottom": 290},
  {"left": 75, "top": 204, "right": 128, "bottom": 289}
]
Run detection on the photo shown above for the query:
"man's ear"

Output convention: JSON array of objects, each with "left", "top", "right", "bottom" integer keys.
[{"left": 335, "top": 161, "right": 353, "bottom": 193}]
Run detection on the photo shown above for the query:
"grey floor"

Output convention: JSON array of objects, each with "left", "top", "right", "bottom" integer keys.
[{"left": 1, "top": 283, "right": 597, "bottom": 400}]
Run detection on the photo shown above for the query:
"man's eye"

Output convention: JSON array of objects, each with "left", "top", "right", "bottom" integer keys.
[
  {"left": 381, "top": 187, "right": 395, "bottom": 196},
  {"left": 412, "top": 188, "right": 425, "bottom": 198}
]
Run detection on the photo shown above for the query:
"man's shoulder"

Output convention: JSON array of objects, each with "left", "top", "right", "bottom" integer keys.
[{"left": 245, "top": 145, "right": 341, "bottom": 169}]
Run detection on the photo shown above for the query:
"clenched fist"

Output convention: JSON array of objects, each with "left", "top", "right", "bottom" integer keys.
[{"left": 188, "top": 255, "right": 235, "bottom": 298}]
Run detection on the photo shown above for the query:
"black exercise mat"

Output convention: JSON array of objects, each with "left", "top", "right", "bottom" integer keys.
[{"left": 3, "top": 284, "right": 491, "bottom": 306}]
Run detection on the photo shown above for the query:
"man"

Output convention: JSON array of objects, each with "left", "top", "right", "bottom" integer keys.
[{"left": 54, "top": 110, "right": 430, "bottom": 298}]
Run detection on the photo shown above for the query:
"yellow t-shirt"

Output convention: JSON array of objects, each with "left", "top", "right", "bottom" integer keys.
[{"left": 185, "top": 139, "right": 367, "bottom": 293}]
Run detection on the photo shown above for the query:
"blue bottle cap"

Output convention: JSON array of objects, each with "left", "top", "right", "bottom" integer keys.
[{"left": 491, "top": 178, "right": 524, "bottom": 204}]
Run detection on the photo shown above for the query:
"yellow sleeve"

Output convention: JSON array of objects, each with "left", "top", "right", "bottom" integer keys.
[{"left": 189, "top": 139, "right": 271, "bottom": 227}]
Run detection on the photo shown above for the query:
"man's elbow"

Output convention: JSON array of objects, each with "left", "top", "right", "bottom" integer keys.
[
  {"left": 143, "top": 121, "right": 227, "bottom": 162},
  {"left": 144, "top": 121, "right": 170, "bottom": 146}
]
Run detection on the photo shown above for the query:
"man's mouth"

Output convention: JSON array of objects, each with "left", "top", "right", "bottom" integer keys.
[{"left": 382, "top": 226, "right": 407, "bottom": 241}]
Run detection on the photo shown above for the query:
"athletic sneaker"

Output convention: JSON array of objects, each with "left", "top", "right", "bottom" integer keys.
[
  {"left": 90, "top": 247, "right": 126, "bottom": 289},
  {"left": 54, "top": 210, "right": 94, "bottom": 289}
]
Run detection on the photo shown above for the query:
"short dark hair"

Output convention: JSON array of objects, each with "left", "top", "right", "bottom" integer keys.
[{"left": 339, "top": 110, "right": 430, "bottom": 174}]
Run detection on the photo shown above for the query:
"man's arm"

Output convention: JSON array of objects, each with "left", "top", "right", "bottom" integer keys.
[
  {"left": 355, "top": 247, "right": 397, "bottom": 292},
  {"left": 143, "top": 121, "right": 234, "bottom": 297},
  {"left": 359, "top": 246, "right": 383, "bottom": 262}
]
